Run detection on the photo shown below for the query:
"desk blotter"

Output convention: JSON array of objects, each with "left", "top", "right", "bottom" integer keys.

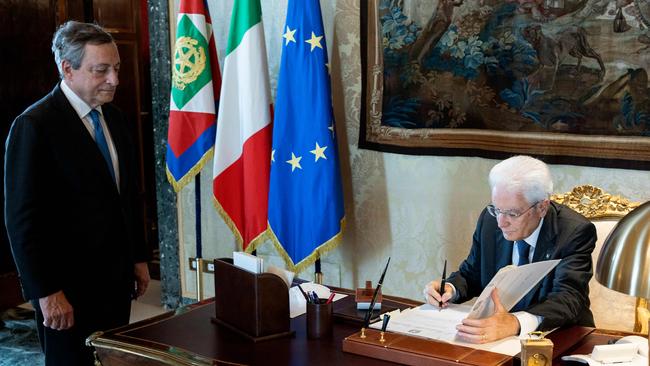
[{"left": 343, "top": 328, "right": 513, "bottom": 366}]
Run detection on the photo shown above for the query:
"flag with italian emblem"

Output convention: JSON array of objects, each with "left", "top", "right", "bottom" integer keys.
[{"left": 166, "top": 0, "right": 221, "bottom": 192}]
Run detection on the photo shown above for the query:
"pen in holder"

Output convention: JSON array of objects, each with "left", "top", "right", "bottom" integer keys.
[
  {"left": 379, "top": 314, "right": 391, "bottom": 343},
  {"left": 306, "top": 298, "right": 333, "bottom": 339},
  {"left": 362, "top": 257, "right": 391, "bottom": 329}
]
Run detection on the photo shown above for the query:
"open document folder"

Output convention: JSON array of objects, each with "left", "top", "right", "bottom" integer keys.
[
  {"left": 370, "top": 304, "right": 526, "bottom": 356},
  {"left": 370, "top": 259, "right": 560, "bottom": 356}
]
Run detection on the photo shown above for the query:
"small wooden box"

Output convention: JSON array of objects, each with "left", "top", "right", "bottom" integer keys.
[{"left": 355, "top": 281, "right": 382, "bottom": 310}]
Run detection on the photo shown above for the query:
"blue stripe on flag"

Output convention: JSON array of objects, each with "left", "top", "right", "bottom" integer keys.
[
  {"left": 166, "top": 124, "right": 217, "bottom": 182},
  {"left": 268, "top": 0, "right": 345, "bottom": 269}
]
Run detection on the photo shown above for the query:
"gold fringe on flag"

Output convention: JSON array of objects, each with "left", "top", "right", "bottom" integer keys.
[
  {"left": 166, "top": 148, "right": 214, "bottom": 193},
  {"left": 267, "top": 218, "right": 346, "bottom": 274},
  {"left": 211, "top": 196, "right": 269, "bottom": 253}
]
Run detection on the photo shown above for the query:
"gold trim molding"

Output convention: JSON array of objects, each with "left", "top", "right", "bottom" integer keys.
[{"left": 550, "top": 185, "right": 641, "bottom": 220}]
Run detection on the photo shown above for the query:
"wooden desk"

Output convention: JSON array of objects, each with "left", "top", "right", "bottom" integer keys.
[{"left": 87, "top": 294, "right": 632, "bottom": 366}]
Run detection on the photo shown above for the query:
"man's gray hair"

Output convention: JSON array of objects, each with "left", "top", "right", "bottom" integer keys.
[
  {"left": 488, "top": 155, "right": 553, "bottom": 204},
  {"left": 51, "top": 21, "right": 113, "bottom": 78}
]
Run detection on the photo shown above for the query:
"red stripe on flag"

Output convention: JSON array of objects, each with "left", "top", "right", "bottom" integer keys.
[
  {"left": 213, "top": 124, "right": 272, "bottom": 249},
  {"left": 179, "top": 0, "right": 207, "bottom": 14},
  {"left": 168, "top": 110, "right": 215, "bottom": 157}
]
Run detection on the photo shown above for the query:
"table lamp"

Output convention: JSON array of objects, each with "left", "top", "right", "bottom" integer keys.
[{"left": 595, "top": 200, "right": 650, "bottom": 363}]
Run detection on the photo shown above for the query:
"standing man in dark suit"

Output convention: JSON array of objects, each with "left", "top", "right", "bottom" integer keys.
[
  {"left": 4, "top": 21, "right": 150, "bottom": 365},
  {"left": 424, "top": 155, "right": 596, "bottom": 343}
]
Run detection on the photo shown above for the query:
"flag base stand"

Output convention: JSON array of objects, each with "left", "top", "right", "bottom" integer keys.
[{"left": 196, "top": 258, "right": 204, "bottom": 301}]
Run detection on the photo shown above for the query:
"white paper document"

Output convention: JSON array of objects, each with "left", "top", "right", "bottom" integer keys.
[
  {"left": 370, "top": 303, "right": 470, "bottom": 341},
  {"left": 467, "top": 259, "right": 560, "bottom": 319},
  {"left": 233, "top": 251, "right": 263, "bottom": 274},
  {"left": 370, "top": 303, "right": 523, "bottom": 356}
]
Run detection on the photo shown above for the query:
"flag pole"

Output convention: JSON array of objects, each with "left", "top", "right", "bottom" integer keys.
[
  {"left": 167, "top": 0, "right": 220, "bottom": 303},
  {"left": 195, "top": 174, "right": 204, "bottom": 301}
]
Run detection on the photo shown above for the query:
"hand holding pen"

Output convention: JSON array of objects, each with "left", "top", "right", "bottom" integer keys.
[{"left": 423, "top": 259, "right": 450, "bottom": 309}]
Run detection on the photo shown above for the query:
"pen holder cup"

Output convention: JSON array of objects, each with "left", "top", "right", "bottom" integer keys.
[{"left": 306, "top": 299, "right": 333, "bottom": 339}]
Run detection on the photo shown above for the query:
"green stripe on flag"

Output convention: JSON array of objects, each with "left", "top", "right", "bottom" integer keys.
[
  {"left": 225, "top": 0, "right": 262, "bottom": 56},
  {"left": 172, "top": 15, "right": 212, "bottom": 109}
]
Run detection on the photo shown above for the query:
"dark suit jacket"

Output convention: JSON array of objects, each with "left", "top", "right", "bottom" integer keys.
[
  {"left": 447, "top": 201, "right": 596, "bottom": 330},
  {"left": 4, "top": 83, "right": 149, "bottom": 306}
]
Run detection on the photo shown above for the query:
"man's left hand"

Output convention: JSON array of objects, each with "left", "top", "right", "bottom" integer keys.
[
  {"left": 455, "top": 288, "right": 520, "bottom": 343},
  {"left": 133, "top": 262, "right": 150, "bottom": 299}
]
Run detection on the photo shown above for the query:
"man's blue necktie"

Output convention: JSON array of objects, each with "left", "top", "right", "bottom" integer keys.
[
  {"left": 516, "top": 240, "right": 530, "bottom": 266},
  {"left": 512, "top": 240, "right": 532, "bottom": 311},
  {"left": 88, "top": 110, "right": 116, "bottom": 183}
]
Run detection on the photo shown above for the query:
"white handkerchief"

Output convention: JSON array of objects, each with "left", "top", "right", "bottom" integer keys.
[{"left": 288, "top": 282, "right": 347, "bottom": 318}]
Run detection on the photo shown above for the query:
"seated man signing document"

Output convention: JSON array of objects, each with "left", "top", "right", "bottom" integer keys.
[{"left": 424, "top": 155, "right": 596, "bottom": 343}]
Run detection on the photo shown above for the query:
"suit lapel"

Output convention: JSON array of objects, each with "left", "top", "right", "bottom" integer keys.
[
  {"left": 51, "top": 84, "right": 98, "bottom": 150},
  {"left": 495, "top": 231, "right": 513, "bottom": 268},
  {"left": 533, "top": 203, "right": 559, "bottom": 262},
  {"left": 51, "top": 84, "right": 120, "bottom": 193}
]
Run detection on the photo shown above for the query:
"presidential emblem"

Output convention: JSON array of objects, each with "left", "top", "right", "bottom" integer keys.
[{"left": 172, "top": 36, "right": 206, "bottom": 90}]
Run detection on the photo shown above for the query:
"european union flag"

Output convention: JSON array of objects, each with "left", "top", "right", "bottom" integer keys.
[{"left": 268, "top": 0, "right": 345, "bottom": 273}]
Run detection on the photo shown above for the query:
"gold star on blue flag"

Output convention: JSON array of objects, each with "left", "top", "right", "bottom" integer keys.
[{"left": 268, "top": 0, "right": 345, "bottom": 272}]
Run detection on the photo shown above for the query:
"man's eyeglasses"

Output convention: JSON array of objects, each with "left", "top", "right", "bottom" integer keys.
[{"left": 486, "top": 201, "right": 539, "bottom": 219}]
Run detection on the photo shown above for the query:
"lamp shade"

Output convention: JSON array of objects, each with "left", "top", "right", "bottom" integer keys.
[{"left": 595, "top": 200, "right": 650, "bottom": 299}]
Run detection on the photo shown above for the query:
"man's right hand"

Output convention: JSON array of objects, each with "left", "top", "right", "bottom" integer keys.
[
  {"left": 38, "top": 290, "right": 74, "bottom": 330},
  {"left": 423, "top": 280, "right": 452, "bottom": 308}
]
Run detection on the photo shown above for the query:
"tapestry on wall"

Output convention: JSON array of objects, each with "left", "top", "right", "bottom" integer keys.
[{"left": 359, "top": 0, "right": 650, "bottom": 169}]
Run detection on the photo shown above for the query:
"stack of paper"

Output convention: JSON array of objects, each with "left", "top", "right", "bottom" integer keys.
[{"left": 233, "top": 251, "right": 263, "bottom": 274}]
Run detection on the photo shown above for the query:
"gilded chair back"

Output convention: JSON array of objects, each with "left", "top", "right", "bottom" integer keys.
[{"left": 551, "top": 185, "right": 647, "bottom": 333}]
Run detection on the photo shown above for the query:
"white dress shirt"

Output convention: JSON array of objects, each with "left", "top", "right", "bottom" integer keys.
[
  {"left": 60, "top": 81, "right": 120, "bottom": 190},
  {"left": 511, "top": 218, "right": 545, "bottom": 336}
]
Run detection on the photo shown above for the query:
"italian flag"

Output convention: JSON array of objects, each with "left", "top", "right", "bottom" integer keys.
[{"left": 212, "top": 0, "right": 272, "bottom": 251}]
